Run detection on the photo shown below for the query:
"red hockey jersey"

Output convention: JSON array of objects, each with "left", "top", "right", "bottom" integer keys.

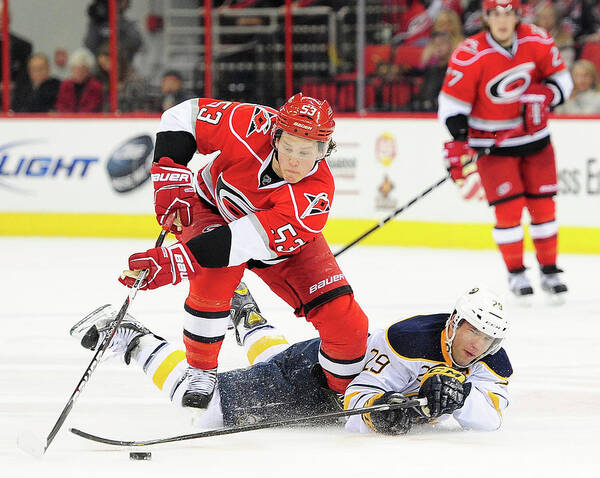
[
  {"left": 439, "top": 23, "right": 571, "bottom": 150},
  {"left": 159, "top": 98, "right": 335, "bottom": 264}
]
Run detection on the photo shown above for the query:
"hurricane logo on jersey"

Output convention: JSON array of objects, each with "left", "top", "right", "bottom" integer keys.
[
  {"left": 246, "top": 106, "right": 277, "bottom": 138},
  {"left": 300, "top": 192, "right": 330, "bottom": 219},
  {"left": 485, "top": 62, "right": 535, "bottom": 104},
  {"left": 215, "top": 173, "right": 261, "bottom": 222}
]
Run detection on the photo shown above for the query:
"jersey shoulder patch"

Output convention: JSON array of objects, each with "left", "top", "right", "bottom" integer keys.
[
  {"left": 244, "top": 104, "right": 279, "bottom": 138},
  {"left": 451, "top": 33, "right": 487, "bottom": 63},
  {"left": 518, "top": 22, "right": 551, "bottom": 41},
  {"left": 386, "top": 314, "right": 449, "bottom": 362},
  {"left": 287, "top": 161, "right": 334, "bottom": 233},
  {"left": 478, "top": 348, "right": 513, "bottom": 379}
]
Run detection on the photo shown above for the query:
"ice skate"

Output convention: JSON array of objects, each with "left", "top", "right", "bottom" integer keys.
[
  {"left": 181, "top": 366, "right": 218, "bottom": 409},
  {"left": 230, "top": 282, "right": 271, "bottom": 346},
  {"left": 508, "top": 270, "right": 533, "bottom": 305},
  {"left": 69, "top": 304, "right": 153, "bottom": 364},
  {"left": 540, "top": 266, "right": 567, "bottom": 305}
]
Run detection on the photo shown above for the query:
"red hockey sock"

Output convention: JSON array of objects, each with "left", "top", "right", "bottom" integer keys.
[
  {"left": 532, "top": 235, "right": 557, "bottom": 267},
  {"left": 182, "top": 296, "right": 232, "bottom": 370},
  {"left": 493, "top": 198, "right": 525, "bottom": 272},
  {"left": 182, "top": 336, "right": 223, "bottom": 370},
  {"left": 497, "top": 240, "right": 525, "bottom": 272},
  {"left": 527, "top": 197, "right": 558, "bottom": 268}
]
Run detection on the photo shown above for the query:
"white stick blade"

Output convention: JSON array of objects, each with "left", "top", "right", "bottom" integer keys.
[{"left": 17, "top": 430, "right": 47, "bottom": 458}]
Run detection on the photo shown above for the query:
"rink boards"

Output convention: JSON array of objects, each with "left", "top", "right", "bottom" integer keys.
[{"left": 0, "top": 115, "right": 598, "bottom": 253}]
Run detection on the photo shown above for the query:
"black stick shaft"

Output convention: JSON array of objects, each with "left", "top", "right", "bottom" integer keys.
[
  {"left": 334, "top": 175, "right": 450, "bottom": 257},
  {"left": 43, "top": 217, "right": 173, "bottom": 453},
  {"left": 334, "top": 146, "right": 492, "bottom": 258},
  {"left": 70, "top": 397, "right": 427, "bottom": 447}
]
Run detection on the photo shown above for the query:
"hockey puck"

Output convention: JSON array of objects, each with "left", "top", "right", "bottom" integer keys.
[{"left": 129, "top": 451, "right": 152, "bottom": 461}]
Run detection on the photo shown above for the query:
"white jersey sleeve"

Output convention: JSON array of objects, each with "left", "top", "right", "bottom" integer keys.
[{"left": 452, "top": 360, "right": 510, "bottom": 431}]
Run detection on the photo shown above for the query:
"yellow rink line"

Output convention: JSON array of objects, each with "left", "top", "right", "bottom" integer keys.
[{"left": 1, "top": 213, "right": 599, "bottom": 254}]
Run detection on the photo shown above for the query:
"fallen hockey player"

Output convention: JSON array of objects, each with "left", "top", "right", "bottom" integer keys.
[{"left": 71, "top": 284, "right": 511, "bottom": 435}]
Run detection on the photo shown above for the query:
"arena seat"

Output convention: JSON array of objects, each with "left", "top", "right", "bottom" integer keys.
[
  {"left": 393, "top": 45, "right": 425, "bottom": 69},
  {"left": 365, "top": 44, "right": 392, "bottom": 76}
]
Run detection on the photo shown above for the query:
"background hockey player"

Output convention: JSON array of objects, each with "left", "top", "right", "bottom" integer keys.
[
  {"left": 118, "top": 94, "right": 369, "bottom": 409},
  {"left": 438, "top": 0, "right": 573, "bottom": 301},
  {"left": 71, "top": 285, "right": 511, "bottom": 435}
]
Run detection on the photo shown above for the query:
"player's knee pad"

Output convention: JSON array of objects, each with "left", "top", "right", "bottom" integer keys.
[
  {"left": 493, "top": 195, "right": 526, "bottom": 228},
  {"left": 526, "top": 196, "right": 555, "bottom": 224}
]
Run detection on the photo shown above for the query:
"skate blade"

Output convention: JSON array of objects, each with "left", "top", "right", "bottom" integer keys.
[
  {"left": 69, "top": 304, "right": 115, "bottom": 339},
  {"left": 17, "top": 430, "right": 47, "bottom": 459},
  {"left": 543, "top": 291, "right": 567, "bottom": 306},
  {"left": 512, "top": 294, "right": 533, "bottom": 307}
]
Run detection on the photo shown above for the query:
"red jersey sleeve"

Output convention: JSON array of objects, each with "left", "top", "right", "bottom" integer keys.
[{"left": 528, "top": 26, "right": 567, "bottom": 80}]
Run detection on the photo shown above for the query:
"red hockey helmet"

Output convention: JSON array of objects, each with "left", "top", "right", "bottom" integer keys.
[
  {"left": 482, "top": 0, "right": 521, "bottom": 13},
  {"left": 274, "top": 93, "right": 335, "bottom": 143}
]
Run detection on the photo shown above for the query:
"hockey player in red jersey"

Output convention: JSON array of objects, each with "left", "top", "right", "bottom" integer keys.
[
  {"left": 438, "top": 0, "right": 573, "bottom": 301},
  {"left": 119, "top": 94, "right": 369, "bottom": 408}
]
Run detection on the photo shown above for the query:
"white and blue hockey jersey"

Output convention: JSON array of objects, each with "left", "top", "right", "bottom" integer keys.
[{"left": 344, "top": 313, "right": 512, "bottom": 433}]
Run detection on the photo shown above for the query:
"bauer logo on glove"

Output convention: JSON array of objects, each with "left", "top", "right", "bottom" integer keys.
[
  {"left": 151, "top": 157, "right": 197, "bottom": 233},
  {"left": 119, "top": 242, "right": 199, "bottom": 290}
]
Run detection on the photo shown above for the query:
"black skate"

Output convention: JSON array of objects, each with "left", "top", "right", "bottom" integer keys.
[
  {"left": 230, "top": 282, "right": 271, "bottom": 346},
  {"left": 181, "top": 366, "right": 217, "bottom": 409},
  {"left": 69, "top": 304, "right": 153, "bottom": 364},
  {"left": 508, "top": 269, "right": 534, "bottom": 304},
  {"left": 540, "top": 265, "right": 567, "bottom": 305}
]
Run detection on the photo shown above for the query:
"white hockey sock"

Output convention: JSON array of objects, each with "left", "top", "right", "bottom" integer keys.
[
  {"left": 132, "top": 335, "right": 190, "bottom": 407},
  {"left": 243, "top": 326, "right": 289, "bottom": 365}
]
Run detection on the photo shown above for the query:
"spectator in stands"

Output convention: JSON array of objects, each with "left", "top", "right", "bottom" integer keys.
[
  {"left": 535, "top": 3, "right": 575, "bottom": 69},
  {"left": 390, "top": 0, "right": 439, "bottom": 46},
  {"left": 0, "top": 4, "right": 32, "bottom": 94},
  {"left": 12, "top": 54, "right": 60, "bottom": 113},
  {"left": 55, "top": 48, "right": 103, "bottom": 113},
  {"left": 94, "top": 42, "right": 149, "bottom": 112},
  {"left": 158, "top": 70, "right": 194, "bottom": 112},
  {"left": 432, "top": 8, "right": 464, "bottom": 48},
  {"left": 558, "top": 0, "right": 600, "bottom": 47},
  {"left": 53, "top": 48, "right": 70, "bottom": 80},
  {"left": 555, "top": 59, "right": 600, "bottom": 114},
  {"left": 84, "top": 0, "right": 143, "bottom": 64},
  {"left": 412, "top": 31, "right": 453, "bottom": 111},
  {"left": 520, "top": 0, "right": 549, "bottom": 25},
  {"left": 461, "top": 0, "right": 484, "bottom": 37},
  {"left": 421, "top": 8, "right": 463, "bottom": 66}
]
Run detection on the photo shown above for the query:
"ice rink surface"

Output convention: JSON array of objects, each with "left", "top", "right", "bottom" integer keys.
[{"left": 1, "top": 237, "right": 599, "bottom": 477}]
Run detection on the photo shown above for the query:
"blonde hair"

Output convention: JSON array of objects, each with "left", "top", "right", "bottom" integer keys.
[
  {"left": 572, "top": 59, "right": 599, "bottom": 91},
  {"left": 433, "top": 9, "right": 464, "bottom": 49}
]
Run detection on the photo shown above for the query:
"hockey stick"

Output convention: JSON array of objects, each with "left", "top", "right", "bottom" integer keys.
[
  {"left": 17, "top": 214, "right": 176, "bottom": 458},
  {"left": 333, "top": 145, "right": 495, "bottom": 258},
  {"left": 69, "top": 397, "right": 427, "bottom": 447}
]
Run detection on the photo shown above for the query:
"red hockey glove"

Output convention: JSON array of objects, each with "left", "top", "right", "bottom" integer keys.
[
  {"left": 151, "top": 157, "right": 196, "bottom": 233},
  {"left": 520, "top": 84, "right": 554, "bottom": 134},
  {"left": 119, "top": 242, "right": 198, "bottom": 290},
  {"left": 443, "top": 140, "right": 477, "bottom": 182}
]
